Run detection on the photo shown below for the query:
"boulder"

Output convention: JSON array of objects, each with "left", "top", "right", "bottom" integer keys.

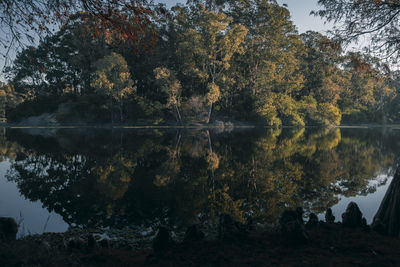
[
  {"left": 306, "top": 213, "right": 319, "bottom": 228},
  {"left": 184, "top": 225, "right": 205, "bottom": 243},
  {"left": 325, "top": 208, "right": 335, "bottom": 223},
  {"left": 87, "top": 234, "right": 96, "bottom": 250},
  {"left": 342, "top": 202, "right": 363, "bottom": 228},
  {"left": 296, "top": 207, "right": 304, "bottom": 224},
  {"left": 218, "top": 214, "right": 247, "bottom": 241},
  {"left": 279, "top": 209, "right": 308, "bottom": 244},
  {"left": 153, "top": 227, "right": 173, "bottom": 253},
  {"left": 67, "top": 237, "right": 86, "bottom": 251},
  {"left": 99, "top": 238, "right": 110, "bottom": 248},
  {"left": 0, "top": 217, "right": 18, "bottom": 241}
]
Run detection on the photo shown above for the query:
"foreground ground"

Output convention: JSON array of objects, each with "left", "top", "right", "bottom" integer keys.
[{"left": 1, "top": 222, "right": 400, "bottom": 267}]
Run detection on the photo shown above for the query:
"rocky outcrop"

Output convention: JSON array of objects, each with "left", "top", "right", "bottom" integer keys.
[
  {"left": 325, "top": 208, "right": 335, "bottom": 223},
  {"left": 153, "top": 227, "right": 174, "bottom": 253},
  {"left": 306, "top": 213, "right": 319, "bottom": 228},
  {"left": 184, "top": 225, "right": 205, "bottom": 243},
  {"left": 279, "top": 208, "right": 308, "bottom": 243},
  {"left": 0, "top": 217, "right": 18, "bottom": 241},
  {"left": 218, "top": 214, "right": 247, "bottom": 241},
  {"left": 342, "top": 202, "right": 364, "bottom": 228}
]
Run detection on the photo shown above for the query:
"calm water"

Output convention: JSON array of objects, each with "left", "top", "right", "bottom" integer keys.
[{"left": 0, "top": 127, "right": 399, "bottom": 236}]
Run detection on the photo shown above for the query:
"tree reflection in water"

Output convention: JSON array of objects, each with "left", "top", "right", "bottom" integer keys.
[{"left": 1, "top": 127, "right": 398, "bottom": 235}]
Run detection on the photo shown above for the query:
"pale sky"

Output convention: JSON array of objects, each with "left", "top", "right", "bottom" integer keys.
[{"left": 158, "top": 0, "right": 333, "bottom": 34}]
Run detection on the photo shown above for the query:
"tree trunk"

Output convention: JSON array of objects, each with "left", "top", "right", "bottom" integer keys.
[
  {"left": 372, "top": 166, "right": 400, "bottom": 237},
  {"left": 206, "top": 103, "right": 213, "bottom": 124},
  {"left": 110, "top": 95, "right": 114, "bottom": 124},
  {"left": 120, "top": 98, "right": 123, "bottom": 123},
  {"left": 175, "top": 105, "right": 182, "bottom": 124}
]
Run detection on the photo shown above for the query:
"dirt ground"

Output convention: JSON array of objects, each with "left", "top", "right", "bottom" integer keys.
[{"left": 1, "top": 222, "right": 400, "bottom": 266}]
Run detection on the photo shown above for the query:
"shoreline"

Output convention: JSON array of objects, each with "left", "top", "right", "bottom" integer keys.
[
  {"left": 1, "top": 203, "right": 400, "bottom": 266},
  {"left": 1, "top": 123, "right": 400, "bottom": 129}
]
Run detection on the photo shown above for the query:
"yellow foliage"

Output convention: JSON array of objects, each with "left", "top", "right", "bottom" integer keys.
[
  {"left": 207, "top": 151, "right": 220, "bottom": 171},
  {"left": 206, "top": 83, "right": 221, "bottom": 104}
]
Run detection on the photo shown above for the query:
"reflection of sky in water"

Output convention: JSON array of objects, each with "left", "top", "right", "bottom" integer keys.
[
  {"left": 0, "top": 127, "right": 397, "bottom": 235},
  {"left": 319, "top": 174, "right": 393, "bottom": 224},
  {"left": 0, "top": 161, "right": 68, "bottom": 237},
  {"left": 0, "top": 160, "right": 394, "bottom": 233}
]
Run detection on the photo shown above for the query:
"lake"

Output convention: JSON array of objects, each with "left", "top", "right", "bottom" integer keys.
[{"left": 0, "top": 126, "right": 398, "bottom": 238}]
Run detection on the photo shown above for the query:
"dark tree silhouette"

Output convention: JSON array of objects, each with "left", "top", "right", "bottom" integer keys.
[
  {"left": 0, "top": 0, "right": 152, "bottom": 64},
  {"left": 314, "top": 0, "right": 400, "bottom": 60},
  {"left": 373, "top": 165, "right": 400, "bottom": 237}
]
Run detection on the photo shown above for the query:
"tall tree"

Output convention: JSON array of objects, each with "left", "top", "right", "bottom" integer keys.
[
  {"left": 300, "top": 31, "right": 344, "bottom": 104},
  {"left": 175, "top": 4, "right": 248, "bottom": 123},
  {"left": 227, "top": 0, "right": 306, "bottom": 125},
  {"left": 91, "top": 52, "right": 135, "bottom": 123},
  {"left": 0, "top": 0, "right": 153, "bottom": 64},
  {"left": 154, "top": 67, "right": 183, "bottom": 123}
]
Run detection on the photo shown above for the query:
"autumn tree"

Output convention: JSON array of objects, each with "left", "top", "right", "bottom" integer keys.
[
  {"left": 175, "top": 4, "right": 248, "bottom": 123},
  {"left": 300, "top": 31, "right": 344, "bottom": 104},
  {"left": 225, "top": 0, "right": 305, "bottom": 125},
  {"left": 0, "top": 0, "right": 153, "bottom": 65},
  {"left": 339, "top": 52, "right": 394, "bottom": 123},
  {"left": 91, "top": 52, "right": 135, "bottom": 123},
  {"left": 154, "top": 67, "right": 183, "bottom": 123},
  {"left": 4, "top": 13, "right": 121, "bottom": 98},
  {"left": 0, "top": 82, "right": 22, "bottom": 110}
]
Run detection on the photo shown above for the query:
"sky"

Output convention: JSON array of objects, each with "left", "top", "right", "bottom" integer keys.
[{"left": 158, "top": 0, "right": 333, "bottom": 34}]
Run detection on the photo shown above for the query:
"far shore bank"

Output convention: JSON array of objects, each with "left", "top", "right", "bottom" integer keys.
[{"left": 0, "top": 123, "right": 400, "bottom": 129}]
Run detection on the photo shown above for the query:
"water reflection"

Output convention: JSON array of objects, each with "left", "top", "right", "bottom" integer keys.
[{"left": 0, "top": 127, "right": 399, "bottom": 235}]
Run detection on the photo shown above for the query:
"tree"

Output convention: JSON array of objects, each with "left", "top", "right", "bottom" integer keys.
[
  {"left": 314, "top": 0, "right": 400, "bottom": 61},
  {"left": 218, "top": 0, "right": 306, "bottom": 125},
  {"left": 91, "top": 52, "right": 135, "bottom": 123},
  {"left": 0, "top": 0, "right": 153, "bottom": 64},
  {"left": 176, "top": 4, "right": 248, "bottom": 123},
  {"left": 4, "top": 46, "right": 47, "bottom": 98},
  {"left": 154, "top": 67, "right": 183, "bottom": 123},
  {"left": 0, "top": 82, "right": 22, "bottom": 111},
  {"left": 300, "top": 31, "right": 344, "bottom": 104},
  {"left": 339, "top": 52, "right": 394, "bottom": 123}
]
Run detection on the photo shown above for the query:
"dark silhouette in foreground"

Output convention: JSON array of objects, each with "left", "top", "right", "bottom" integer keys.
[
  {"left": 3, "top": 165, "right": 400, "bottom": 266},
  {"left": 0, "top": 217, "right": 18, "bottom": 241},
  {"left": 2, "top": 200, "right": 400, "bottom": 266},
  {"left": 372, "top": 166, "right": 400, "bottom": 237}
]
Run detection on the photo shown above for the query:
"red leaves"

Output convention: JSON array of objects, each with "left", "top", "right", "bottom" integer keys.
[{"left": 1, "top": 0, "right": 154, "bottom": 56}]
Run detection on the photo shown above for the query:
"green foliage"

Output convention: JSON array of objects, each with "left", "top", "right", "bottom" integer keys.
[
  {"left": 154, "top": 67, "right": 183, "bottom": 122},
  {"left": 6, "top": 95, "right": 66, "bottom": 122},
  {"left": 91, "top": 53, "right": 135, "bottom": 99},
  {"left": 4, "top": 127, "right": 396, "bottom": 230},
  {"left": 4, "top": 1, "right": 399, "bottom": 126},
  {"left": 91, "top": 52, "right": 135, "bottom": 122},
  {"left": 174, "top": 4, "right": 248, "bottom": 122},
  {"left": 316, "top": 103, "right": 342, "bottom": 126}
]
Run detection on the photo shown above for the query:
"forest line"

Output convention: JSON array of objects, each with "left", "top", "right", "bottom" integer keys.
[{"left": 1, "top": 0, "right": 399, "bottom": 126}]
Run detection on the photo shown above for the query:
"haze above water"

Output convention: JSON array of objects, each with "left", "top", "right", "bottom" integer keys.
[{"left": 0, "top": 127, "right": 398, "bottom": 236}]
